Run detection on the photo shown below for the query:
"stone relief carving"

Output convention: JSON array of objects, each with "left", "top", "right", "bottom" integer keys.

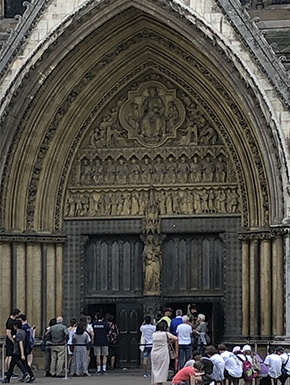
[
  {"left": 65, "top": 75, "right": 241, "bottom": 219},
  {"left": 65, "top": 187, "right": 240, "bottom": 218}
]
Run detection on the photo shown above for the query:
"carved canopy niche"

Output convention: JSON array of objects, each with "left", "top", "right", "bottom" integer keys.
[{"left": 65, "top": 69, "right": 241, "bottom": 221}]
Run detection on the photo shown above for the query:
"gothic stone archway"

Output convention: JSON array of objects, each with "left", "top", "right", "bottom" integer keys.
[{"left": 0, "top": 1, "right": 285, "bottom": 341}]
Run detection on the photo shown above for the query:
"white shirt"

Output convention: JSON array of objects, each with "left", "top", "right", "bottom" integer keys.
[
  {"left": 264, "top": 354, "right": 282, "bottom": 378},
  {"left": 279, "top": 353, "right": 290, "bottom": 375},
  {"left": 140, "top": 324, "right": 156, "bottom": 346},
  {"left": 176, "top": 323, "right": 192, "bottom": 345},
  {"left": 221, "top": 350, "right": 243, "bottom": 378},
  {"left": 210, "top": 354, "right": 225, "bottom": 381}
]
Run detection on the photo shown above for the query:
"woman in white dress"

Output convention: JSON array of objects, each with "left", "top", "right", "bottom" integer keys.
[{"left": 151, "top": 320, "right": 178, "bottom": 385}]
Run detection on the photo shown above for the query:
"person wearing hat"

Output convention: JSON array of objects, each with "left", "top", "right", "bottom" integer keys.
[
  {"left": 276, "top": 346, "right": 290, "bottom": 385},
  {"left": 159, "top": 308, "right": 173, "bottom": 329}
]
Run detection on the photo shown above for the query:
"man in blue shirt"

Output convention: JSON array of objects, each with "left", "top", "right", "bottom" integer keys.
[{"left": 170, "top": 309, "right": 183, "bottom": 336}]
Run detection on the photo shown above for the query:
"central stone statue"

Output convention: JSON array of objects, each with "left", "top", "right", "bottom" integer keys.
[{"left": 143, "top": 235, "right": 162, "bottom": 294}]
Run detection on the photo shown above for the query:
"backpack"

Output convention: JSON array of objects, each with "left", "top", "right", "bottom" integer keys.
[
  {"left": 25, "top": 327, "right": 35, "bottom": 355},
  {"left": 237, "top": 356, "right": 255, "bottom": 381},
  {"left": 242, "top": 359, "right": 255, "bottom": 381}
]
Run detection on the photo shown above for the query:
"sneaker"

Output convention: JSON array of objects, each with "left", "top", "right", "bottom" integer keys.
[
  {"left": 28, "top": 378, "right": 35, "bottom": 383},
  {"left": 0, "top": 380, "right": 9, "bottom": 384},
  {"left": 143, "top": 373, "right": 150, "bottom": 378},
  {"left": 12, "top": 374, "right": 19, "bottom": 379},
  {"left": 19, "top": 373, "right": 30, "bottom": 383},
  {"left": 96, "top": 371, "right": 102, "bottom": 376},
  {"left": 102, "top": 371, "right": 107, "bottom": 375}
]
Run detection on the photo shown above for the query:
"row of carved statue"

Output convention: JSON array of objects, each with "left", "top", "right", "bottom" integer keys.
[
  {"left": 73, "top": 153, "right": 228, "bottom": 186},
  {"left": 66, "top": 187, "right": 240, "bottom": 217}
]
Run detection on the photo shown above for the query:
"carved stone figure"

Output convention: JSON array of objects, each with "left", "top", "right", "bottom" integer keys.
[
  {"left": 165, "top": 155, "right": 177, "bottom": 184},
  {"left": 80, "top": 158, "right": 91, "bottom": 185},
  {"left": 157, "top": 190, "right": 166, "bottom": 215},
  {"left": 117, "top": 194, "right": 125, "bottom": 215},
  {"left": 153, "top": 157, "right": 165, "bottom": 184},
  {"left": 172, "top": 192, "right": 181, "bottom": 214},
  {"left": 131, "top": 192, "right": 139, "bottom": 215},
  {"left": 227, "top": 189, "right": 239, "bottom": 213},
  {"left": 121, "top": 194, "right": 132, "bottom": 216},
  {"left": 143, "top": 188, "right": 161, "bottom": 234},
  {"left": 111, "top": 193, "right": 119, "bottom": 216},
  {"left": 177, "top": 155, "right": 189, "bottom": 183},
  {"left": 165, "top": 191, "right": 173, "bottom": 214},
  {"left": 199, "top": 124, "right": 218, "bottom": 145},
  {"left": 129, "top": 157, "right": 141, "bottom": 184},
  {"left": 116, "top": 157, "right": 128, "bottom": 184},
  {"left": 127, "top": 102, "right": 140, "bottom": 132},
  {"left": 141, "top": 157, "right": 152, "bottom": 184},
  {"left": 92, "top": 158, "right": 104, "bottom": 185},
  {"left": 190, "top": 155, "right": 203, "bottom": 182},
  {"left": 143, "top": 235, "right": 162, "bottom": 294},
  {"left": 98, "top": 193, "right": 106, "bottom": 216},
  {"left": 141, "top": 87, "right": 165, "bottom": 138},
  {"left": 203, "top": 155, "right": 215, "bottom": 182},
  {"left": 167, "top": 100, "right": 179, "bottom": 131},
  {"left": 200, "top": 189, "right": 209, "bottom": 213},
  {"left": 139, "top": 191, "right": 148, "bottom": 215},
  {"left": 208, "top": 189, "right": 216, "bottom": 213},
  {"left": 216, "top": 189, "right": 226, "bottom": 213},
  {"left": 104, "top": 193, "right": 112, "bottom": 216},
  {"left": 67, "top": 195, "right": 76, "bottom": 216},
  {"left": 179, "top": 117, "right": 197, "bottom": 145},
  {"left": 215, "top": 155, "right": 227, "bottom": 183},
  {"left": 104, "top": 158, "right": 116, "bottom": 185}
]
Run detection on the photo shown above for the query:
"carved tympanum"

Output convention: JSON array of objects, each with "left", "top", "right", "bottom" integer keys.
[{"left": 65, "top": 73, "right": 240, "bottom": 219}]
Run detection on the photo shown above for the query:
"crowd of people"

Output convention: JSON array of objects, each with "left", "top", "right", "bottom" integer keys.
[
  {"left": 1, "top": 309, "right": 119, "bottom": 383},
  {"left": 139, "top": 306, "right": 290, "bottom": 385},
  {"left": 2, "top": 305, "right": 290, "bottom": 385}
]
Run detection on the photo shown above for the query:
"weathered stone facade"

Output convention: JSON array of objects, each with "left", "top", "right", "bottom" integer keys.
[{"left": 1, "top": 0, "right": 290, "bottom": 351}]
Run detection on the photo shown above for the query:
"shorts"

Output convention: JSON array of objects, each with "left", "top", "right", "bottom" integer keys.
[
  {"left": 94, "top": 346, "right": 108, "bottom": 356},
  {"left": 6, "top": 340, "right": 13, "bottom": 356},
  {"left": 143, "top": 347, "right": 152, "bottom": 359},
  {"left": 109, "top": 345, "right": 117, "bottom": 357}
]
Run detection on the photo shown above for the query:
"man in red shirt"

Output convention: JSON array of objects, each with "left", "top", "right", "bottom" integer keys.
[{"left": 172, "top": 361, "right": 203, "bottom": 385}]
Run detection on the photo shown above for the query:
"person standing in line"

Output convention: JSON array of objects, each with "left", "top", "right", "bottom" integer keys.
[
  {"left": 79, "top": 315, "right": 94, "bottom": 375},
  {"left": 67, "top": 318, "right": 77, "bottom": 370},
  {"left": 107, "top": 315, "right": 119, "bottom": 371},
  {"left": 170, "top": 310, "right": 183, "bottom": 336},
  {"left": 151, "top": 320, "right": 178, "bottom": 385},
  {"left": 1, "top": 320, "right": 34, "bottom": 384},
  {"left": 43, "top": 318, "right": 57, "bottom": 377},
  {"left": 192, "top": 314, "right": 208, "bottom": 357},
  {"left": 159, "top": 307, "right": 173, "bottom": 329},
  {"left": 4, "top": 308, "right": 21, "bottom": 379},
  {"left": 264, "top": 347, "right": 282, "bottom": 385},
  {"left": 70, "top": 324, "right": 90, "bottom": 377},
  {"left": 140, "top": 315, "right": 156, "bottom": 378},
  {"left": 45, "top": 316, "right": 69, "bottom": 377},
  {"left": 176, "top": 316, "right": 193, "bottom": 370},
  {"left": 92, "top": 312, "right": 110, "bottom": 375}
]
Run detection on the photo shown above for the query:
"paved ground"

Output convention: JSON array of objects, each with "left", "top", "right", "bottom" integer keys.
[{"left": 4, "top": 369, "right": 161, "bottom": 385}]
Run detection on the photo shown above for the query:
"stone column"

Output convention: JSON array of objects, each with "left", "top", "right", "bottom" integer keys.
[
  {"left": 16, "top": 242, "right": 26, "bottom": 312},
  {"left": 241, "top": 237, "right": 250, "bottom": 336},
  {"left": 0, "top": 242, "right": 12, "bottom": 335},
  {"left": 260, "top": 234, "right": 272, "bottom": 336},
  {"left": 47, "top": 244, "right": 56, "bottom": 320},
  {"left": 56, "top": 243, "right": 63, "bottom": 316},
  {"left": 273, "top": 232, "right": 285, "bottom": 335},
  {"left": 249, "top": 236, "right": 260, "bottom": 336}
]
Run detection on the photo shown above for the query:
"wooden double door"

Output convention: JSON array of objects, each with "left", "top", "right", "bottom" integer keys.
[{"left": 84, "top": 231, "right": 224, "bottom": 366}]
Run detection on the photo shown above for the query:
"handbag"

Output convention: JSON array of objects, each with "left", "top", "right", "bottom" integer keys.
[{"left": 167, "top": 333, "right": 177, "bottom": 360}]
